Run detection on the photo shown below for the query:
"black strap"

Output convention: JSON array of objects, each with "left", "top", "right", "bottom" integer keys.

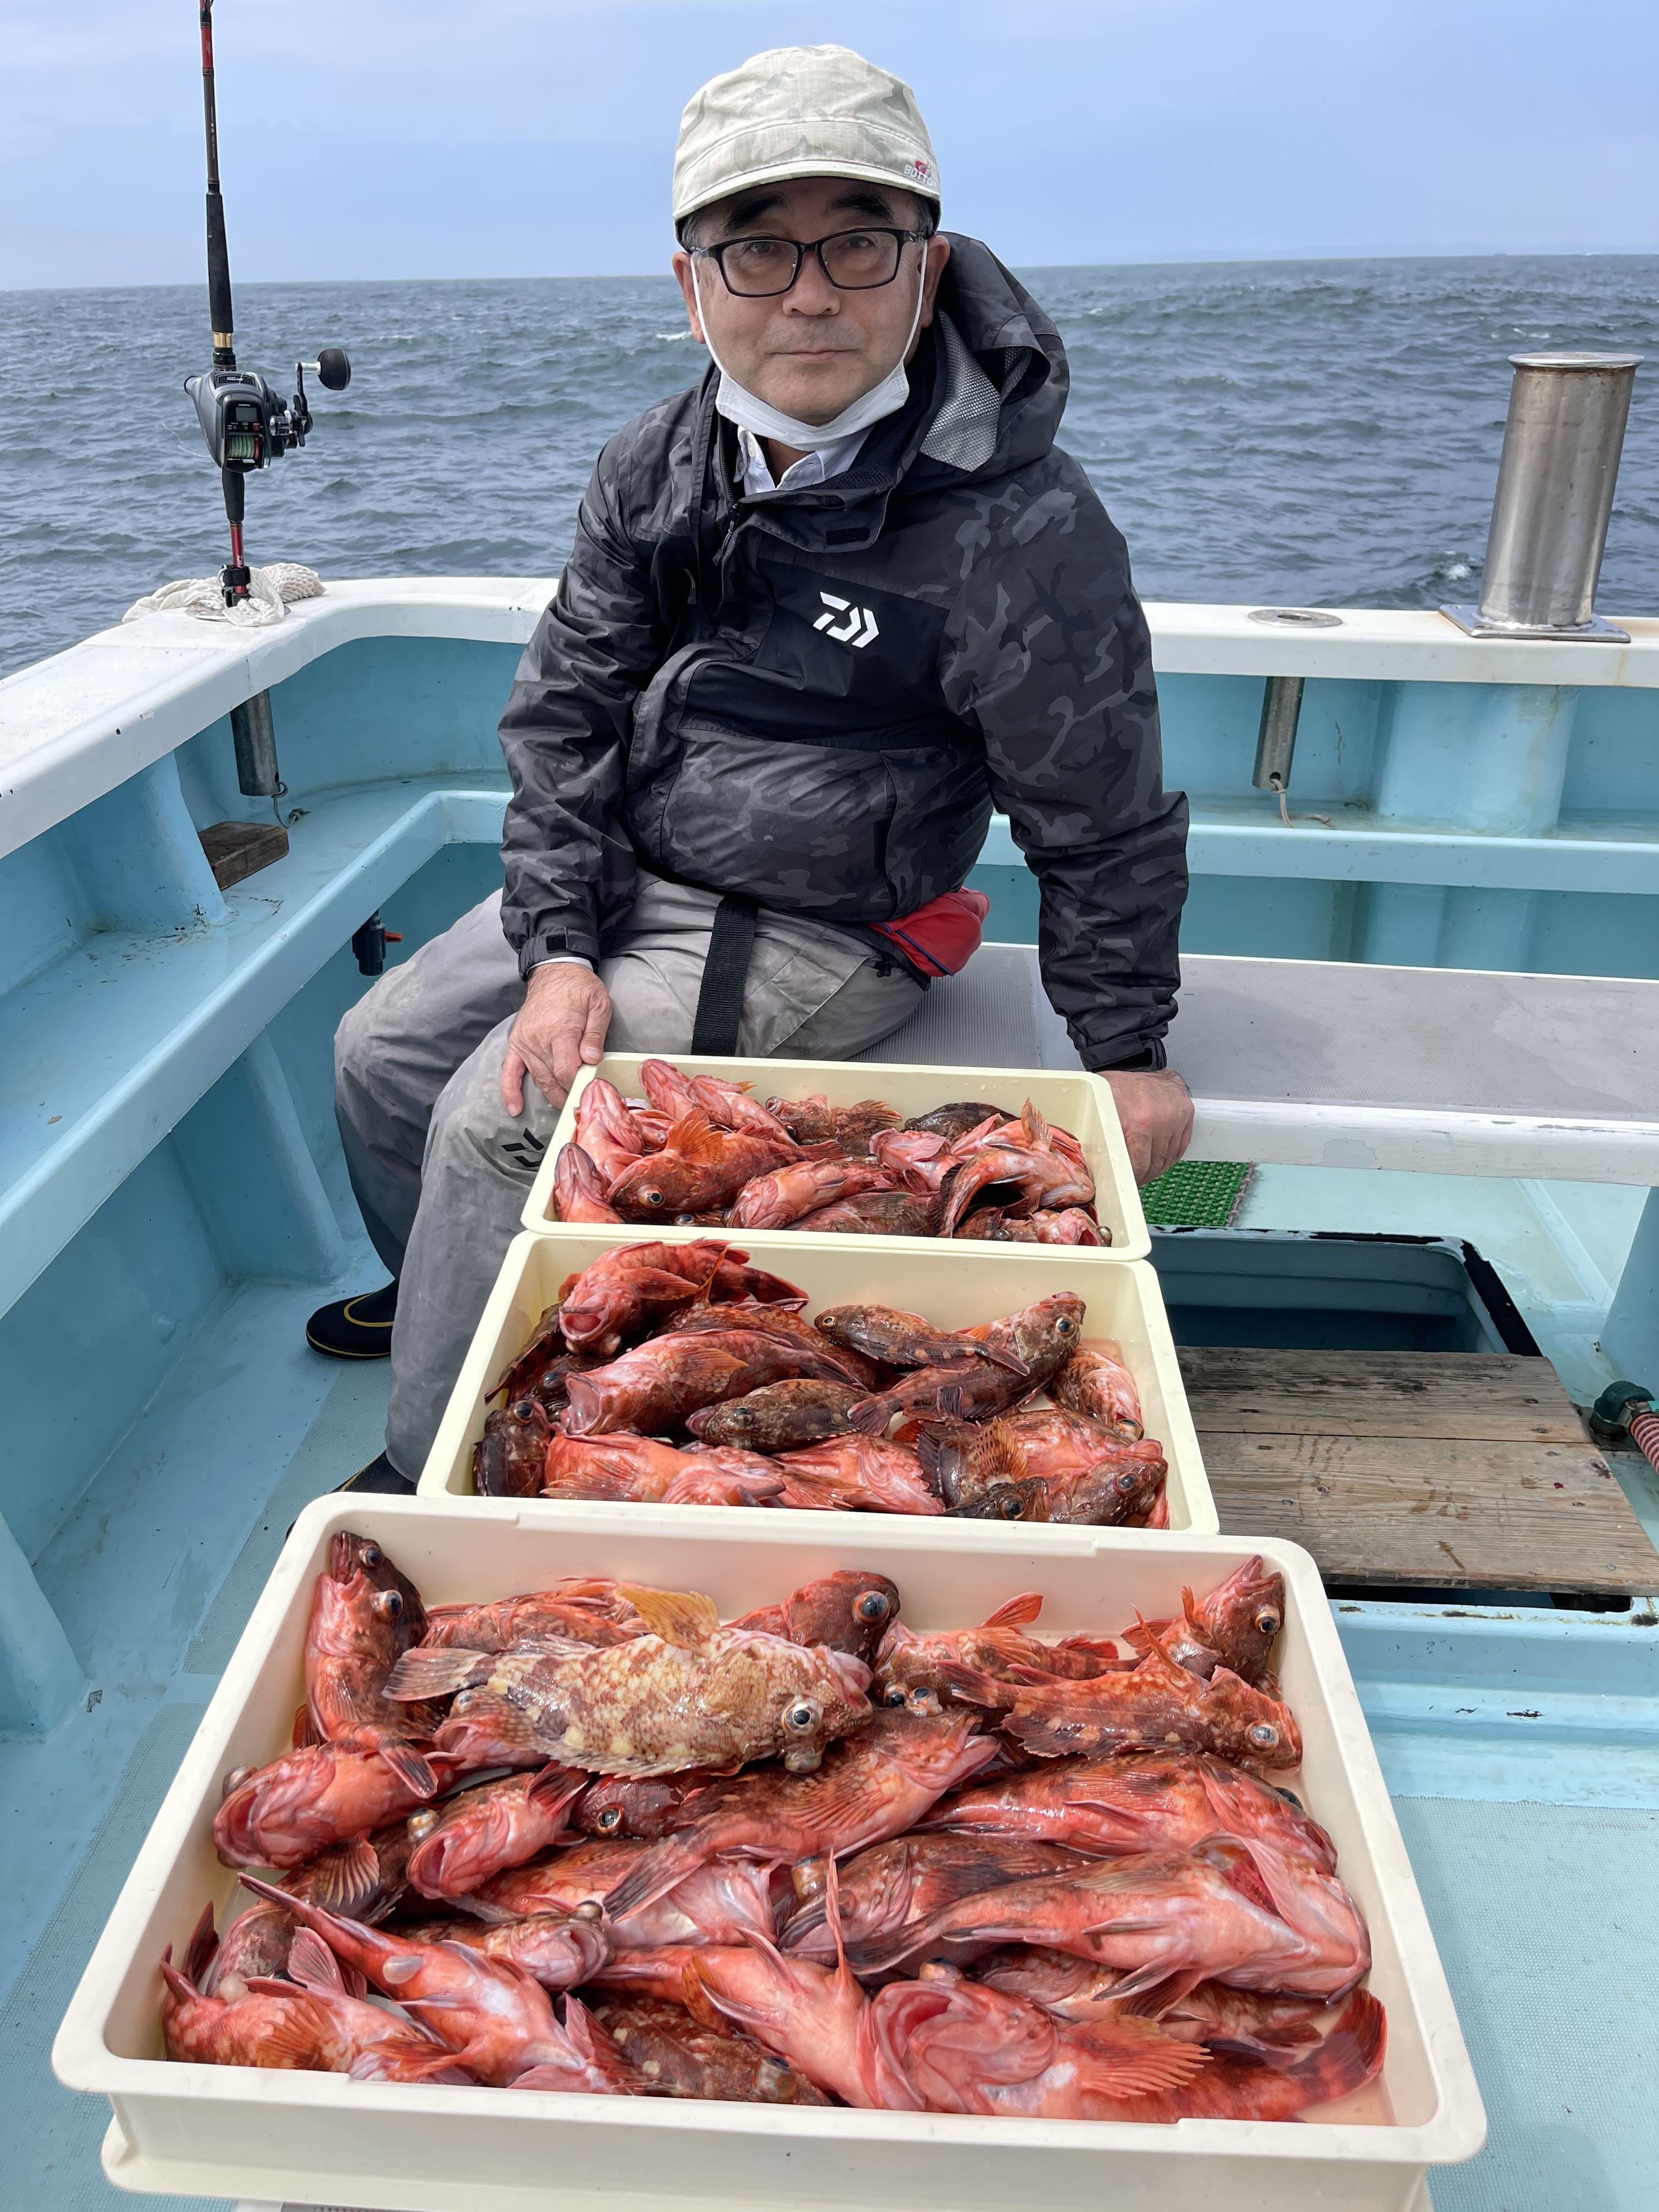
[{"left": 691, "top": 894, "right": 759, "bottom": 1055}]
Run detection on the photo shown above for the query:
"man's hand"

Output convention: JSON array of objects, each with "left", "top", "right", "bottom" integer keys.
[
  {"left": 1102, "top": 1065, "right": 1194, "bottom": 1185},
  {"left": 501, "top": 963, "right": 612, "bottom": 1116}
]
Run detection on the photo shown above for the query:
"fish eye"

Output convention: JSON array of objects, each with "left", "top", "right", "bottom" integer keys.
[
  {"left": 640, "top": 1187, "right": 665, "bottom": 1209},
  {"left": 596, "top": 1806, "right": 623, "bottom": 1832},
  {"left": 1255, "top": 1606, "right": 1283, "bottom": 1636},
  {"left": 1056, "top": 1314, "right": 1078, "bottom": 1334},
  {"left": 856, "top": 1592, "right": 891, "bottom": 1622},
  {"left": 408, "top": 1810, "right": 441, "bottom": 1840},
  {"left": 783, "top": 1700, "right": 821, "bottom": 1733},
  {"left": 1115, "top": 1471, "right": 1138, "bottom": 1493},
  {"left": 881, "top": 1684, "right": 909, "bottom": 1707},
  {"left": 512, "top": 1398, "right": 538, "bottom": 1421},
  {"left": 996, "top": 1493, "right": 1022, "bottom": 1518},
  {"left": 573, "top": 1898, "right": 603, "bottom": 1921},
  {"left": 1247, "top": 1722, "right": 1280, "bottom": 1750},
  {"left": 222, "top": 1764, "right": 255, "bottom": 1799},
  {"left": 374, "top": 1589, "right": 404, "bottom": 1621},
  {"left": 360, "top": 1543, "right": 382, "bottom": 1569}
]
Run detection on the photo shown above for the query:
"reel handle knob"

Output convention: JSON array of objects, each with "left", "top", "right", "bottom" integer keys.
[{"left": 315, "top": 346, "right": 351, "bottom": 391}]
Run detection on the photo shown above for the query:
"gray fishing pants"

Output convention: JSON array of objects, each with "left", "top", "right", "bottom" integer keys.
[{"left": 334, "top": 873, "right": 924, "bottom": 1478}]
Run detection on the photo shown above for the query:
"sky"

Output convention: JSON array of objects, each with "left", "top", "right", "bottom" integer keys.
[{"left": 3, "top": 0, "right": 1657, "bottom": 290}]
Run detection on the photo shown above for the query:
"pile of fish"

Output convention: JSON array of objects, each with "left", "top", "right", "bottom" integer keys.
[
  {"left": 550, "top": 1060, "right": 1108, "bottom": 1243},
  {"left": 472, "top": 1243, "right": 1167, "bottom": 1525},
  {"left": 166, "top": 1536, "right": 1387, "bottom": 2125}
]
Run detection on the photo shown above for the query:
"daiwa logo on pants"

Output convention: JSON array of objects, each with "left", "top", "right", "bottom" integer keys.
[{"left": 814, "top": 591, "right": 880, "bottom": 648}]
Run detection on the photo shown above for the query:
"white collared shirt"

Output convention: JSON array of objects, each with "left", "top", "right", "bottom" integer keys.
[{"left": 737, "top": 424, "right": 868, "bottom": 495}]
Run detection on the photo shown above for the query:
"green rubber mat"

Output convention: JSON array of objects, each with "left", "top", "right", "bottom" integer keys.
[{"left": 1139, "top": 1158, "right": 1255, "bottom": 1227}]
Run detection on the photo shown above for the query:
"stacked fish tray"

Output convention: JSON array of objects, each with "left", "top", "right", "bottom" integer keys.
[
  {"left": 426, "top": 1050, "right": 1212, "bottom": 1527},
  {"left": 55, "top": 1501, "right": 1483, "bottom": 2210},
  {"left": 57, "top": 1054, "right": 1485, "bottom": 2207}
]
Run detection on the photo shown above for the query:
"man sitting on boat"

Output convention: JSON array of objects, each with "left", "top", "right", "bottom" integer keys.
[{"left": 312, "top": 42, "right": 1193, "bottom": 1493}]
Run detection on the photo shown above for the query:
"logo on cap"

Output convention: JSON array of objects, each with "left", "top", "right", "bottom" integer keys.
[{"left": 906, "top": 157, "right": 933, "bottom": 184}]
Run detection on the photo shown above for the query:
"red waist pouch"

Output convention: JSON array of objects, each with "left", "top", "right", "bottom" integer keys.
[{"left": 871, "top": 888, "right": 989, "bottom": 979}]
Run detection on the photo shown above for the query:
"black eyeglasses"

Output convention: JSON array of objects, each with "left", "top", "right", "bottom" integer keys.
[{"left": 693, "top": 226, "right": 932, "bottom": 298}]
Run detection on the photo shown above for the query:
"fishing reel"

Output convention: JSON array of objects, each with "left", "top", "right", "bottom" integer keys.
[
  {"left": 185, "top": 3, "right": 353, "bottom": 604},
  {"left": 185, "top": 351, "right": 352, "bottom": 472}
]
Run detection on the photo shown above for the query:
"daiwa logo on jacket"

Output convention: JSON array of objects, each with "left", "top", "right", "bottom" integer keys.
[{"left": 814, "top": 591, "right": 881, "bottom": 648}]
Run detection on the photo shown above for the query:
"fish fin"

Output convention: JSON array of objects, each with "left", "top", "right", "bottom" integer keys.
[
  {"left": 1286, "top": 1990, "right": 1387, "bottom": 2105},
  {"left": 236, "top": 1874, "right": 306, "bottom": 1918},
  {"left": 601, "top": 1842, "right": 697, "bottom": 1923},
  {"left": 443, "top": 1688, "right": 551, "bottom": 1754},
  {"left": 1054, "top": 1634, "right": 1126, "bottom": 1665},
  {"left": 848, "top": 1396, "right": 892, "bottom": 1437},
  {"left": 182, "top": 1901, "right": 218, "bottom": 1989},
  {"left": 384, "top": 1647, "right": 492, "bottom": 1702},
  {"left": 982, "top": 1591, "right": 1044, "bottom": 1630},
  {"left": 934, "top": 1661, "right": 1006, "bottom": 1711},
  {"left": 1071, "top": 2019, "right": 1210, "bottom": 2098},
  {"left": 297, "top": 1833, "right": 381, "bottom": 1917},
  {"left": 284, "top": 1927, "right": 346, "bottom": 1996},
  {"left": 1080, "top": 1957, "right": 1182, "bottom": 2003},
  {"left": 617, "top": 1583, "right": 720, "bottom": 1649},
  {"left": 291, "top": 1702, "right": 319, "bottom": 1750},
  {"left": 251, "top": 1995, "right": 332, "bottom": 2070},
  {"left": 1020, "top": 1099, "right": 1049, "bottom": 1149},
  {"left": 379, "top": 1952, "right": 426, "bottom": 1987},
  {"left": 527, "top": 1763, "right": 586, "bottom": 1815},
  {"left": 1127, "top": 1616, "right": 1201, "bottom": 1693},
  {"left": 663, "top": 1108, "right": 725, "bottom": 1163},
  {"left": 375, "top": 1741, "right": 441, "bottom": 1800},
  {"left": 972, "top": 1342, "right": 1032, "bottom": 1376}
]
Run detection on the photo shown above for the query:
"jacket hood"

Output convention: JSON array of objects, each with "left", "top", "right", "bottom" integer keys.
[{"left": 921, "top": 233, "right": 1070, "bottom": 481}]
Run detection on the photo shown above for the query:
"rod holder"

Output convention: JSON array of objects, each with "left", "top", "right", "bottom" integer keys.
[
  {"left": 1443, "top": 351, "right": 1641, "bottom": 642},
  {"left": 1252, "top": 675, "right": 1305, "bottom": 791},
  {"left": 230, "top": 689, "right": 280, "bottom": 797}
]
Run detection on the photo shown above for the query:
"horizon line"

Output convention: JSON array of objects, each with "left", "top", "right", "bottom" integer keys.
[{"left": 5, "top": 244, "right": 1659, "bottom": 297}]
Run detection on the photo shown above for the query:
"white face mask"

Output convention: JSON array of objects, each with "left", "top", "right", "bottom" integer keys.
[{"left": 692, "top": 246, "right": 929, "bottom": 452}]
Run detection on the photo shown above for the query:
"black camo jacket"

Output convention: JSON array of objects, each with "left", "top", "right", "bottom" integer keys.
[{"left": 498, "top": 236, "right": 1189, "bottom": 1069}]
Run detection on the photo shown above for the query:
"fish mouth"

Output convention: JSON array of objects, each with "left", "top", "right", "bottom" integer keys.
[{"left": 827, "top": 1651, "right": 874, "bottom": 1703}]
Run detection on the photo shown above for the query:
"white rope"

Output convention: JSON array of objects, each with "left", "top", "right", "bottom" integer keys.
[{"left": 123, "top": 562, "right": 324, "bottom": 629}]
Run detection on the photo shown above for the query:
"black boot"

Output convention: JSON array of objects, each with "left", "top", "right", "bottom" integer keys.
[
  {"left": 335, "top": 1452, "right": 416, "bottom": 1497},
  {"left": 306, "top": 1280, "right": 398, "bottom": 1359}
]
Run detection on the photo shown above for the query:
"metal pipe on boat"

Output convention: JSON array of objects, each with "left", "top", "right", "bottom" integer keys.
[
  {"left": 1252, "top": 675, "right": 1305, "bottom": 792},
  {"left": 230, "top": 689, "right": 280, "bottom": 795},
  {"left": 1444, "top": 352, "right": 1641, "bottom": 641}
]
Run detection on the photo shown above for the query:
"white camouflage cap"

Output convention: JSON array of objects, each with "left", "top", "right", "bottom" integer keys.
[{"left": 673, "top": 44, "right": 940, "bottom": 230}]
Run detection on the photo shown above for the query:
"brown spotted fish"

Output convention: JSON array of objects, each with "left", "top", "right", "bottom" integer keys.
[
  {"left": 588, "top": 1993, "right": 832, "bottom": 2103},
  {"left": 384, "top": 1584, "right": 872, "bottom": 1778}
]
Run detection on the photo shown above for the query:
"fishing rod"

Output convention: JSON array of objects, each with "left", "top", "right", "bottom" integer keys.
[{"left": 184, "top": 0, "right": 351, "bottom": 603}]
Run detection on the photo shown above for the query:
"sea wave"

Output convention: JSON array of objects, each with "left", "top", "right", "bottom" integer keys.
[{"left": 1, "top": 256, "right": 1655, "bottom": 678}]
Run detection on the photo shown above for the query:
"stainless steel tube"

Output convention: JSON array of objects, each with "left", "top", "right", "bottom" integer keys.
[
  {"left": 1252, "top": 674, "right": 1304, "bottom": 791},
  {"left": 1478, "top": 352, "right": 1641, "bottom": 630},
  {"left": 230, "top": 688, "right": 280, "bottom": 796}
]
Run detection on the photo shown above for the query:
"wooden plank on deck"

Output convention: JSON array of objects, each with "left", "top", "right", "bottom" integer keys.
[{"left": 1178, "top": 1347, "right": 1659, "bottom": 1594}]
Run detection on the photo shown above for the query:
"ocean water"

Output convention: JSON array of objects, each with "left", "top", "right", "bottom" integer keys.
[{"left": 2, "top": 254, "right": 1656, "bottom": 681}]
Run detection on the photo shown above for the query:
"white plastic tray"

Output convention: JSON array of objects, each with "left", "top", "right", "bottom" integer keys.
[
  {"left": 522, "top": 1053, "right": 1151, "bottom": 1263},
  {"left": 417, "top": 1231, "right": 1215, "bottom": 1533},
  {"left": 57, "top": 1502, "right": 1482, "bottom": 2211}
]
